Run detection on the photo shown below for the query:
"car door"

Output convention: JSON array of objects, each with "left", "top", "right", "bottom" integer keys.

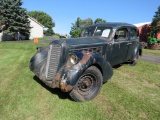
[
  {"left": 110, "top": 28, "right": 130, "bottom": 66},
  {"left": 125, "top": 28, "right": 139, "bottom": 61}
]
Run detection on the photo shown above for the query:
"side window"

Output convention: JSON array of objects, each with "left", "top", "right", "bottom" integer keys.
[
  {"left": 114, "top": 28, "right": 128, "bottom": 41},
  {"left": 130, "top": 29, "right": 138, "bottom": 40},
  {"left": 94, "top": 27, "right": 111, "bottom": 38},
  {"left": 101, "top": 29, "right": 110, "bottom": 38},
  {"left": 82, "top": 27, "right": 95, "bottom": 37},
  {"left": 94, "top": 29, "right": 102, "bottom": 36}
]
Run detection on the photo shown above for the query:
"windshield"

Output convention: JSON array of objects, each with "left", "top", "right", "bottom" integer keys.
[{"left": 82, "top": 26, "right": 112, "bottom": 38}]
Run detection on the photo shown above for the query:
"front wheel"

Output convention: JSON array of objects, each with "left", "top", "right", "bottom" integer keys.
[{"left": 69, "top": 66, "right": 102, "bottom": 102}]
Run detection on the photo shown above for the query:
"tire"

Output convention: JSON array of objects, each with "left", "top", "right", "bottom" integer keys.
[
  {"left": 69, "top": 66, "right": 102, "bottom": 102},
  {"left": 129, "top": 53, "right": 139, "bottom": 66}
]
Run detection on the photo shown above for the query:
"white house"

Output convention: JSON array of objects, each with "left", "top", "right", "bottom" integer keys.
[
  {"left": 28, "top": 16, "right": 44, "bottom": 39},
  {"left": 134, "top": 22, "right": 151, "bottom": 27},
  {"left": 0, "top": 16, "right": 44, "bottom": 41}
]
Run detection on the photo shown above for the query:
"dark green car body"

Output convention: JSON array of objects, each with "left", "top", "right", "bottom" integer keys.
[{"left": 30, "top": 22, "right": 142, "bottom": 99}]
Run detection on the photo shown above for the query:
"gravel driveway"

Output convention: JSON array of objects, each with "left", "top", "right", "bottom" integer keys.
[{"left": 141, "top": 54, "right": 160, "bottom": 64}]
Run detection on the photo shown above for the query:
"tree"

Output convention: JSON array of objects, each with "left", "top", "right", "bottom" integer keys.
[
  {"left": 80, "top": 18, "right": 93, "bottom": 29},
  {"left": 70, "top": 17, "right": 93, "bottom": 38},
  {"left": 94, "top": 18, "right": 106, "bottom": 24},
  {"left": 44, "top": 28, "right": 55, "bottom": 36},
  {"left": 70, "top": 23, "right": 82, "bottom": 38},
  {"left": 149, "top": 6, "right": 160, "bottom": 37},
  {"left": 28, "top": 11, "right": 55, "bottom": 35},
  {"left": 70, "top": 17, "right": 107, "bottom": 38},
  {"left": 0, "top": 0, "right": 30, "bottom": 39}
]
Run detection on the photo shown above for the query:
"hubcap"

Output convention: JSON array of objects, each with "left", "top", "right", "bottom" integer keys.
[{"left": 77, "top": 74, "right": 96, "bottom": 96}]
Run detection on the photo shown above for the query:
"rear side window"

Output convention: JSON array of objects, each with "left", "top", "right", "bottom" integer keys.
[
  {"left": 114, "top": 28, "right": 128, "bottom": 41},
  {"left": 130, "top": 29, "right": 138, "bottom": 40}
]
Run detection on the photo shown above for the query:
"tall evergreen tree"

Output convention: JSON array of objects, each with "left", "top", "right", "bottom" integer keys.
[
  {"left": 150, "top": 6, "right": 160, "bottom": 37},
  {"left": 0, "top": 0, "right": 30, "bottom": 39}
]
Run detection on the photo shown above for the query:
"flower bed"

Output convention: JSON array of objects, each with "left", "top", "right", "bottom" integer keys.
[{"left": 148, "top": 43, "right": 160, "bottom": 50}]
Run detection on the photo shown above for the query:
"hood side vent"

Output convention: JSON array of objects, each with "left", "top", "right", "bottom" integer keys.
[{"left": 70, "top": 46, "right": 103, "bottom": 55}]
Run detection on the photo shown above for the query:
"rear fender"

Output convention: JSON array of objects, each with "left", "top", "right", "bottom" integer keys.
[{"left": 133, "top": 43, "right": 142, "bottom": 58}]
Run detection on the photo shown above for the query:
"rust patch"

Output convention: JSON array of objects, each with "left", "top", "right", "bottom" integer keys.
[
  {"left": 65, "top": 58, "right": 71, "bottom": 70},
  {"left": 60, "top": 83, "right": 73, "bottom": 92},
  {"left": 79, "top": 50, "right": 92, "bottom": 64},
  {"left": 54, "top": 73, "right": 61, "bottom": 80},
  {"left": 51, "top": 73, "right": 61, "bottom": 88},
  {"left": 67, "top": 72, "right": 72, "bottom": 77},
  {"left": 143, "top": 81, "right": 158, "bottom": 88}
]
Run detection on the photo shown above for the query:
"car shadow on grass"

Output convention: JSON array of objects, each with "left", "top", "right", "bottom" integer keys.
[{"left": 33, "top": 75, "right": 74, "bottom": 101}]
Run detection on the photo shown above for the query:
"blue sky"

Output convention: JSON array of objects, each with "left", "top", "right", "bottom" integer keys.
[{"left": 22, "top": 0, "right": 159, "bottom": 35}]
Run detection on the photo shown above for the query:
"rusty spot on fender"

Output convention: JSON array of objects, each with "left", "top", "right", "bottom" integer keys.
[
  {"left": 67, "top": 72, "right": 72, "bottom": 77},
  {"left": 65, "top": 65, "right": 69, "bottom": 70},
  {"left": 60, "top": 83, "right": 73, "bottom": 92},
  {"left": 79, "top": 51, "right": 92, "bottom": 64},
  {"left": 51, "top": 73, "right": 61, "bottom": 88},
  {"left": 54, "top": 73, "right": 61, "bottom": 80}
]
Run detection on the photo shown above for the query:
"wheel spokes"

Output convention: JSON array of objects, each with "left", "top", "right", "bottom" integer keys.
[{"left": 77, "top": 75, "right": 96, "bottom": 95}]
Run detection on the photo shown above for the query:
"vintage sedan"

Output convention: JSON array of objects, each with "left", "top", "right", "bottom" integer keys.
[{"left": 30, "top": 22, "right": 142, "bottom": 102}]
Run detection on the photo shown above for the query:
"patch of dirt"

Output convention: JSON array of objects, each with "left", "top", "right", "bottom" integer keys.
[{"left": 143, "top": 81, "right": 159, "bottom": 89}]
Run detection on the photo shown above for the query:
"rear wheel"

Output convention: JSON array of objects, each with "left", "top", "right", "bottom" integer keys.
[
  {"left": 70, "top": 66, "right": 102, "bottom": 102},
  {"left": 129, "top": 53, "right": 139, "bottom": 66}
]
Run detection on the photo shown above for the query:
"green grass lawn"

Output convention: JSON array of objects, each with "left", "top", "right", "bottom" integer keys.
[
  {"left": 38, "top": 34, "right": 60, "bottom": 40},
  {"left": 53, "top": 34, "right": 60, "bottom": 39},
  {"left": 143, "top": 49, "right": 160, "bottom": 56},
  {"left": 38, "top": 37, "right": 53, "bottom": 40},
  {"left": 0, "top": 42, "right": 160, "bottom": 120}
]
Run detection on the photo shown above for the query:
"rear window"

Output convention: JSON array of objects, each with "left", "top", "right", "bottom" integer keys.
[{"left": 130, "top": 29, "right": 138, "bottom": 40}]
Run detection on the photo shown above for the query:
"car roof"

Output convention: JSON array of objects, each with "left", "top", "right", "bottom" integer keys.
[{"left": 87, "top": 22, "right": 136, "bottom": 28}]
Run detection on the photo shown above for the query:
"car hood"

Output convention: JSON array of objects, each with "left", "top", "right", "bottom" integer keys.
[{"left": 50, "top": 37, "right": 108, "bottom": 47}]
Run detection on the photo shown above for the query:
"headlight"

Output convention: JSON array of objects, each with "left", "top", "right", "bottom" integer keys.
[
  {"left": 69, "top": 54, "right": 78, "bottom": 65},
  {"left": 66, "top": 54, "right": 78, "bottom": 69}
]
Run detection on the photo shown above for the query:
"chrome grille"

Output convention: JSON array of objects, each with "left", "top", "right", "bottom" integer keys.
[{"left": 46, "top": 44, "right": 61, "bottom": 80}]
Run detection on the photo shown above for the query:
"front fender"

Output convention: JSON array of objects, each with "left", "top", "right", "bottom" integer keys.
[{"left": 60, "top": 51, "right": 113, "bottom": 92}]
